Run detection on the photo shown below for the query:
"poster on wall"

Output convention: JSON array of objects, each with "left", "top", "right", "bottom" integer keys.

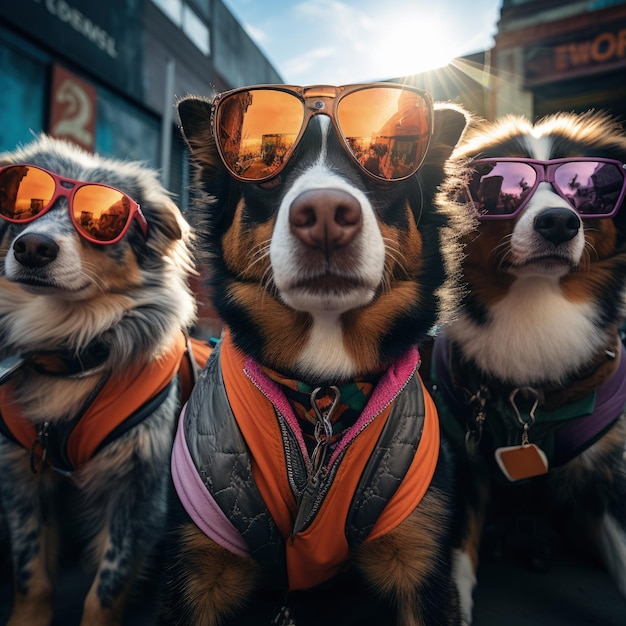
[{"left": 49, "top": 64, "right": 97, "bottom": 153}]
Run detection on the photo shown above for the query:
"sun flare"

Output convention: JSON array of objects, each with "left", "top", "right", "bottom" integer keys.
[{"left": 372, "top": 14, "right": 458, "bottom": 78}]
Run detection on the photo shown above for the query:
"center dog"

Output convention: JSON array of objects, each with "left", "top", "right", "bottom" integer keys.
[
  {"left": 159, "top": 83, "right": 473, "bottom": 625},
  {"left": 429, "top": 111, "right": 626, "bottom": 624},
  {"left": 0, "top": 135, "right": 210, "bottom": 625}
]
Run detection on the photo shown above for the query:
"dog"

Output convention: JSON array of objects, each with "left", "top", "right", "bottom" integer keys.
[
  {"left": 0, "top": 135, "right": 209, "bottom": 626},
  {"left": 429, "top": 111, "right": 626, "bottom": 624},
  {"left": 158, "top": 83, "right": 473, "bottom": 626}
]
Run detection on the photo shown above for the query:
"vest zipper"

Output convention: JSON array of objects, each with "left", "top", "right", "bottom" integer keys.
[
  {"left": 291, "top": 386, "right": 339, "bottom": 537},
  {"left": 245, "top": 362, "right": 420, "bottom": 537}
]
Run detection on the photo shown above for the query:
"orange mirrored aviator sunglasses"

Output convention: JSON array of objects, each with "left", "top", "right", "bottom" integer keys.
[
  {"left": 211, "top": 83, "right": 435, "bottom": 183},
  {"left": 0, "top": 164, "right": 148, "bottom": 244}
]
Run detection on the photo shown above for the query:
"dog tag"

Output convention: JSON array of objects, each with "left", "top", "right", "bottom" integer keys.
[
  {"left": 494, "top": 443, "right": 549, "bottom": 482},
  {"left": 0, "top": 353, "right": 26, "bottom": 385}
]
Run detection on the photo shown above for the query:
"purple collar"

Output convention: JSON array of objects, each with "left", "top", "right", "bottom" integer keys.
[
  {"left": 554, "top": 343, "right": 626, "bottom": 464},
  {"left": 433, "top": 334, "right": 626, "bottom": 466}
]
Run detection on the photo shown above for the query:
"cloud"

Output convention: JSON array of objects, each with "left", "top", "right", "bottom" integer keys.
[
  {"left": 282, "top": 47, "right": 336, "bottom": 82},
  {"left": 242, "top": 22, "right": 267, "bottom": 44},
  {"left": 222, "top": 0, "right": 501, "bottom": 84}
]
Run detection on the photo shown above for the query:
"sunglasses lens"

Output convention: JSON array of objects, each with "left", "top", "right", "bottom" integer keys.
[
  {"left": 468, "top": 162, "right": 537, "bottom": 217},
  {"left": 0, "top": 165, "right": 55, "bottom": 221},
  {"left": 337, "top": 87, "right": 432, "bottom": 180},
  {"left": 216, "top": 89, "right": 304, "bottom": 181},
  {"left": 553, "top": 161, "right": 625, "bottom": 216},
  {"left": 73, "top": 185, "right": 131, "bottom": 242}
]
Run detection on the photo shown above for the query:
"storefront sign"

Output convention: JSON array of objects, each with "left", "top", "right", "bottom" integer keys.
[
  {"left": 525, "top": 22, "right": 626, "bottom": 84},
  {"left": 0, "top": 0, "right": 142, "bottom": 98},
  {"left": 49, "top": 65, "right": 97, "bottom": 152}
]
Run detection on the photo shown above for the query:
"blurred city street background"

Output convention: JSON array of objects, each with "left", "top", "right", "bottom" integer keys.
[{"left": 2, "top": 0, "right": 626, "bottom": 624}]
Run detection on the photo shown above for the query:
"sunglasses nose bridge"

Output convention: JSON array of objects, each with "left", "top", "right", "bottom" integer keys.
[
  {"left": 302, "top": 94, "right": 337, "bottom": 121},
  {"left": 543, "top": 163, "right": 558, "bottom": 186}
]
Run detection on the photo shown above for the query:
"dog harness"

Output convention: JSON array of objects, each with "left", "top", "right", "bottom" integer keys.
[
  {"left": 171, "top": 331, "right": 440, "bottom": 591},
  {"left": 430, "top": 332, "right": 626, "bottom": 474},
  {"left": 0, "top": 333, "right": 212, "bottom": 474}
]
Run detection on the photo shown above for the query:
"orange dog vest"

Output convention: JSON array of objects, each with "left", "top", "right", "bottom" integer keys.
[
  {"left": 172, "top": 332, "right": 440, "bottom": 590},
  {"left": 0, "top": 333, "right": 212, "bottom": 473}
]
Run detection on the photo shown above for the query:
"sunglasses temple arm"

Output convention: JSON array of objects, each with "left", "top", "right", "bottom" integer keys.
[{"left": 135, "top": 205, "right": 149, "bottom": 237}]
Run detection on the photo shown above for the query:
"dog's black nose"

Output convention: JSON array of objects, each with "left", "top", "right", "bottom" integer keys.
[
  {"left": 534, "top": 207, "right": 581, "bottom": 244},
  {"left": 13, "top": 233, "right": 60, "bottom": 267},
  {"left": 289, "top": 189, "right": 362, "bottom": 250}
]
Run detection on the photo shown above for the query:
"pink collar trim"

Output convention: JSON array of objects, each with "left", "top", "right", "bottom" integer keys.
[{"left": 244, "top": 347, "right": 420, "bottom": 468}]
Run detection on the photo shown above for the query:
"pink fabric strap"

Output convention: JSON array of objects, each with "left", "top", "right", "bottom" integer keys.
[{"left": 171, "top": 404, "right": 250, "bottom": 557}]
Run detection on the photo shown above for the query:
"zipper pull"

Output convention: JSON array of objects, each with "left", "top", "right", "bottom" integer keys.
[
  {"left": 272, "top": 604, "right": 296, "bottom": 625},
  {"left": 30, "top": 421, "right": 50, "bottom": 473},
  {"left": 292, "top": 473, "right": 322, "bottom": 538}
]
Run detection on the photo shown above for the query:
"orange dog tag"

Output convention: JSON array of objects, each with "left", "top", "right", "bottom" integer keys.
[{"left": 494, "top": 444, "right": 549, "bottom": 482}]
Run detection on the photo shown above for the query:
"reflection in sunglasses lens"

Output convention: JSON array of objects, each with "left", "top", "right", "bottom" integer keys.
[
  {"left": 469, "top": 163, "right": 537, "bottom": 216},
  {"left": 74, "top": 186, "right": 131, "bottom": 241},
  {"left": 0, "top": 165, "right": 55, "bottom": 220},
  {"left": 215, "top": 86, "right": 432, "bottom": 182},
  {"left": 217, "top": 90, "right": 304, "bottom": 181},
  {"left": 554, "top": 161, "right": 623, "bottom": 215},
  {"left": 469, "top": 160, "right": 626, "bottom": 218},
  {"left": 337, "top": 87, "right": 431, "bottom": 180}
]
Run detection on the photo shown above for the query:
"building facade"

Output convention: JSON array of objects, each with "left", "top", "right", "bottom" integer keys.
[
  {"left": 403, "top": 0, "right": 626, "bottom": 123},
  {"left": 0, "top": 0, "right": 282, "bottom": 338},
  {"left": 491, "top": 0, "right": 626, "bottom": 121},
  {"left": 0, "top": 0, "right": 282, "bottom": 205}
]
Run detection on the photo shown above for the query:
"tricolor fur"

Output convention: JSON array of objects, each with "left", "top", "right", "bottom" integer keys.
[
  {"left": 159, "top": 94, "right": 473, "bottom": 626},
  {"left": 0, "top": 135, "right": 197, "bottom": 626},
  {"left": 434, "top": 111, "right": 626, "bottom": 624}
]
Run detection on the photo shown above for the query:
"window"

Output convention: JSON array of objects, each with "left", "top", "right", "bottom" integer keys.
[
  {"left": 0, "top": 46, "right": 45, "bottom": 152},
  {"left": 152, "top": 0, "right": 182, "bottom": 25},
  {"left": 183, "top": 6, "right": 210, "bottom": 55},
  {"left": 96, "top": 89, "right": 160, "bottom": 166},
  {"left": 151, "top": 0, "right": 211, "bottom": 56}
]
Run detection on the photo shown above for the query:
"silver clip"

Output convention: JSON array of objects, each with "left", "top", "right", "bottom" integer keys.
[
  {"left": 509, "top": 387, "right": 540, "bottom": 446},
  {"left": 309, "top": 385, "right": 339, "bottom": 474}
]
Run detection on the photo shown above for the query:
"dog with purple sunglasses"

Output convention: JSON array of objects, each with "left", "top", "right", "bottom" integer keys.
[
  {"left": 429, "top": 111, "right": 626, "bottom": 624},
  {"left": 0, "top": 135, "right": 208, "bottom": 625}
]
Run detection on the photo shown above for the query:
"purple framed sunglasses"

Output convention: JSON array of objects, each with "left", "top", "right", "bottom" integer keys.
[{"left": 464, "top": 157, "right": 626, "bottom": 220}]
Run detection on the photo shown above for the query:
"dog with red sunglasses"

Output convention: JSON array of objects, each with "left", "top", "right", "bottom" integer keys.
[
  {"left": 429, "top": 111, "right": 626, "bottom": 623},
  {"left": 0, "top": 134, "right": 210, "bottom": 625},
  {"left": 158, "top": 83, "right": 473, "bottom": 625}
]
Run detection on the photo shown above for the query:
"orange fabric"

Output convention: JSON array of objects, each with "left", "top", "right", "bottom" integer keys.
[
  {"left": 220, "top": 331, "right": 439, "bottom": 590},
  {"left": 0, "top": 334, "right": 211, "bottom": 470},
  {"left": 179, "top": 337, "right": 214, "bottom": 401}
]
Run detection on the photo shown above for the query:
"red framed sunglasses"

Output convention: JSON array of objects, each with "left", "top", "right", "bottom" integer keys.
[
  {"left": 0, "top": 164, "right": 148, "bottom": 244},
  {"left": 211, "top": 82, "right": 434, "bottom": 183},
  {"left": 465, "top": 157, "right": 626, "bottom": 220}
]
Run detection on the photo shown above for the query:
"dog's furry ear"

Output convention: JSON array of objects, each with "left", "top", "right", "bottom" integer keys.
[
  {"left": 416, "top": 103, "right": 471, "bottom": 206},
  {"left": 177, "top": 96, "right": 223, "bottom": 178},
  {"left": 177, "top": 96, "right": 212, "bottom": 146},
  {"left": 428, "top": 103, "right": 472, "bottom": 165}
]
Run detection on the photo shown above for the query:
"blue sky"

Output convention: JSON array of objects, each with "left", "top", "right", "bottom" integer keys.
[{"left": 221, "top": 0, "right": 502, "bottom": 84}]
